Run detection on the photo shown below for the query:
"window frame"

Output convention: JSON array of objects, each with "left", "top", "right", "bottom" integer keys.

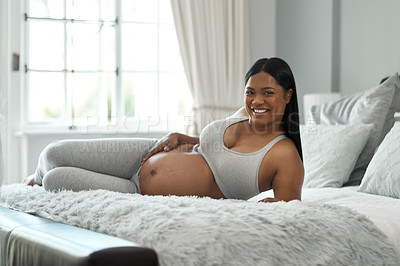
[{"left": 22, "top": 0, "right": 192, "bottom": 134}]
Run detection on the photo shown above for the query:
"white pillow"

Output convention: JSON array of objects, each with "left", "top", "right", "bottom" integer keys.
[
  {"left": 358, "top": 122, "right": 400, "bottom": 198},
  {"left": 380, "top": 73, "right": 400, "bottom": 141},
  {"left": 310, "top": 73, "right": 400, "bottom": 186},
  {"left": 301, "top": 123, "right": 373, "bottom": 188}
]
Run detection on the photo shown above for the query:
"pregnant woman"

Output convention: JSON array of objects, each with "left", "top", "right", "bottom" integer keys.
[{"left": 26, "top": 57, "right": 304, "bottom": 202}]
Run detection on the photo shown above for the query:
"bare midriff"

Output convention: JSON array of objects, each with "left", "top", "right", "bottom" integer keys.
[{"left": 139, "top": 144, "right": 225, "bottom": 199}]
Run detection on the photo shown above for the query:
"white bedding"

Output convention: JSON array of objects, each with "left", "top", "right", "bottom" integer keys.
[
  {"left": 1, "top": 184, "right": 399, "bottom": 266},
  {"left": 1, "top": 184, "right": 400, "bottom": 265},
  {"left": 251, "top": 186, "right": 400, "bottom": 259}
]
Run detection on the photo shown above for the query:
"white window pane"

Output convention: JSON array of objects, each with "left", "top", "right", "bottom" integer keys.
[
  {"left": 29, "top": 21, "right": 64, "bottom": 70},
  {"left": 28, "top": 72, "right": 64, "bottom": 121},
  {"left": 122, "top": 0, "right": 157, "bottom": 23},
  {"left": 122, "top": 24, "right": 157, "bottom": 71},
  {"left": 68, "top": 73, "right": 100, "bottom": 121},
  {"left": 28, "top": 0, "right": 64, "bottom": 18},
  {"left": 159, "top": 0, "right": 174, "bottom": 24},
  {"left": 100, "top": 0, "right": 116, "bottom": 21},
  {"left": 159, "top": 25, "right": 183, "bottom": 72},
  {"left": 67, "top": 23, "right": 100, "bottom": 71},
  {"left": 68, "top": 73, "right": 116, "bottom": 125},
  {"left": 159, "top": 73, "right": 192, "bottom": 117},
  {"left": 100, "top": 25, "right": 116, "bottom": 71},
  {"left": 66, "top": 0, "right": 100, "bottom": 20},
  {"left": 123, "top": 73, "right": 158, "bottom": 117},
  {"left": 26, "top": 0, "right": 190, "bottom": 132},
  {"left": 103, "top": 73, "right": 117, "bottom": 122}
]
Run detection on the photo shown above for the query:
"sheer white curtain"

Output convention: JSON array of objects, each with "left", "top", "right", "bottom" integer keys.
[{"left": 170, "top": 0, "right": 249, "bottom": 135}]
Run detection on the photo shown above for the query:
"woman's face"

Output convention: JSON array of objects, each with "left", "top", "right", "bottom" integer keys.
[{"left": 244, "top": 71, "right": 292, "bottom": 131}]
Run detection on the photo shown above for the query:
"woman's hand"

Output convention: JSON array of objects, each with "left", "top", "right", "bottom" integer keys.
[
  {"left": 141, "top": 133, "right": 180, "bottom": 165},
  {"left": 141, "top": 133, "right": 199, "bottom": 165},
  {"left": 258, "top": 197, "right": 282, "bottom": 203}
]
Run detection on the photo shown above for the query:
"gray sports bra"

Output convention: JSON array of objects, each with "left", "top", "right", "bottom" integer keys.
[{"left": 198, "top": 117, "right": 286, "bottom": 200}]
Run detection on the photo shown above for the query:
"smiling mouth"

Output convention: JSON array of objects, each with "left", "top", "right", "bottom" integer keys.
[{"left": 251, "top": 108, "right": 269, "bottom": 114}]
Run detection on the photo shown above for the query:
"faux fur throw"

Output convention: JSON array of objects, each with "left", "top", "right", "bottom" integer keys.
[{"left": 1, "top": 184, "right": 398, "bottom": 266}]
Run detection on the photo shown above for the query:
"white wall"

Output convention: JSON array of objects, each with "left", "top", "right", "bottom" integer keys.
[
  {"left": 4, "top": 0, "right": 22, "bottom": 185},
  {"left": 0, "top": 0, "right": 10, "bottom": 186},
  {"left": 249, "top": 0, "right": 276, "bottom": 63},
  {"left": 275, "top": 0, "right": 334, "bottom": 123},
  {"left": 0, "top": 0, "right": 19, "bottom": 183},
  {"left": 272, "top": 0, "right": 400, "bottom": 120},
  {"left": 340, "top": 0, "right": 400, "bottom": 95}
]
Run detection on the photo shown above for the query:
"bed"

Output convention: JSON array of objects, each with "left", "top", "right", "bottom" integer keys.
[
  {"left": 1, "top": 72, "right": 400, "bottom": 266},
  {"left": 1, "top": 184, "right": 400, "bottom": 266}
]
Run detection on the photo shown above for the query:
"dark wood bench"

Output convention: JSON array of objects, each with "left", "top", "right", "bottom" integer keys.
[{"left": 0, "top": 206, "right": 158, "bottom": 266}]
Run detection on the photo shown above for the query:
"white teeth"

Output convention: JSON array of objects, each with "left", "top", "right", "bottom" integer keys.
[{"left": 253, "top": 109, "right": 267, "bottom": 113}]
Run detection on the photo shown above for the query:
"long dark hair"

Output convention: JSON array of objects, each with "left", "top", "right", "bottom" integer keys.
[{"left": 245, "top": 57, "right": 303, "bottom": 160}]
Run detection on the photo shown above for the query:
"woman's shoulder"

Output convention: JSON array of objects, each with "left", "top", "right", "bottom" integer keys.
[
  {"left": 258, "top": 134, "right": 304, "bottom": 194},
  {"left": 263, "top": 135, "right": 304, "bottom": 178},
  {"left": 230, "top": 107, "right": 248, "bottom": 118},
  {"left": 269, "top": 136, "right": 302, "bottom": 164},
  {"left": 203, "top": 116, "right": 247, "bottom": 132}
]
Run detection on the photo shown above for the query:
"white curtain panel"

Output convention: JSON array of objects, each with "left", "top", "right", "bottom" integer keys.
[{"left": 170, "top": 0, "right": 249, "bottom": 135}]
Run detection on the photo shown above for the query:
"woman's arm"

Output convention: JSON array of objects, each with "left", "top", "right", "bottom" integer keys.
[
  {"left": 259, "top": 141, "right": 304, "bottom": 203},
  {"left": 143, "top": 107, "right": 246, "bottom": 162},
  {"left": 141, "top": 133, "right": 199, "bottom": 164}
]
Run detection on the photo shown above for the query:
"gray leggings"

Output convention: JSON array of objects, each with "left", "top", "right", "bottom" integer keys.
[{"left": 33, "top": 138, "right": 158, "bottom": 193}]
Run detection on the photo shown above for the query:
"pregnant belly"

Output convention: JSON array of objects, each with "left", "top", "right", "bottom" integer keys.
[{"left": 139, "top": 151, "right": 224, "bottom": 199}]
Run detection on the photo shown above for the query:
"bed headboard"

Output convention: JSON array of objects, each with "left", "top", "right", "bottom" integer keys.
[{"left": 395, "top": 112, "right": 400, "bottom": 122}]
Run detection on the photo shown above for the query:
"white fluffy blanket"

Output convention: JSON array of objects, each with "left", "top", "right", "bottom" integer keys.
[{"left": 0, "top": 184, "right": 398, "bottom": 266}]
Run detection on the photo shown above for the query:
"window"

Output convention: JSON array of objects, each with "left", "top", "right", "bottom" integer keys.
[{"left": 24, "top": 0, "right": 192, "bottom": 133}]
